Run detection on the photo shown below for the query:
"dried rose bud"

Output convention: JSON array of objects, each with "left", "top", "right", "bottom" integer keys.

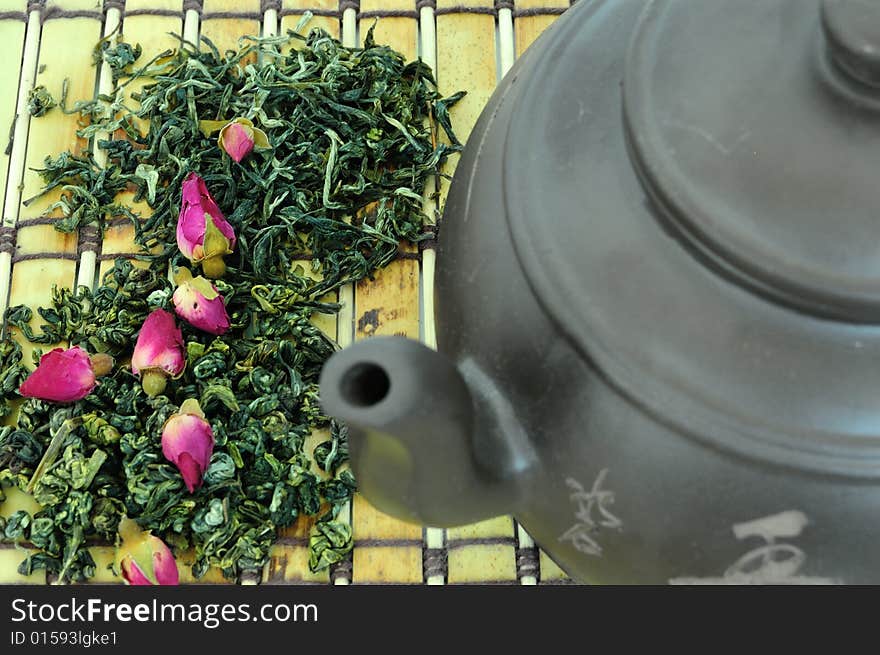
[
  {"left": 217, "top": 117, "right": 269, "bottom": 163},
  {"left": 172, "top": 267, "right": 230, "bottom": 336},
  {"left": 177, "top": 172, "right": 236, "bottom": 278},
  {"left": 116, "top": 517, "right": 179, "bottom": 586},
  {"left": 131, "top": 309, "right": 185, "bottom": 397},
  {"left": 18, "top": 346, "right": 112, "bottom": 403},
  {"left": 162, "top": 398, "right": 215, "bottom": 494}
]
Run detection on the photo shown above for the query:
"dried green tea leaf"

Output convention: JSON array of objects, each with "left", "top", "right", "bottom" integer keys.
[
  {"left": 27, "top": 85, "right": 56, "bottom": 117},
  {"left": 0, "top": 24, "right": 463, "bottom": 583}
]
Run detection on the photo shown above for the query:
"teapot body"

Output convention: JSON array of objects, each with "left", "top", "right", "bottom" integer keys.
[{"left": 434, "top": 0, "right": 880, "bottom": 583}]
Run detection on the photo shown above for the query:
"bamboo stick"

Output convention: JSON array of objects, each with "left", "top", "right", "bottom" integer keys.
[
  {"left": 434, "top": 0, "right": 520, "bottom": 584},
  {"left": 97, "top": 0, "right": 181, "bottom": 280},
  {"left": 509, "top": 0, "right": 568, "bottom": 584},
  {"left": 74, "top": 6, "right": 121, "bottom": 291},
  {"left": 328, "top": 0, "right": 358, "bottom": 587},
  {"left": 0, "top": 2, "right": 31, "bottom": 221},
  {"left": 0, "top": 4, "right": 39, "bottom": 326},
  {"left": 497, "top": 5, "right": 514, "bottom": 77},
  {"left": 8, "top": 1, "right": 103, "bottom": 366},
  {"left": 349, "top": 0, "right": 424, "bottom": 585},
  {"left": 262, "top": 0, "right": 340, "bottom": 587},
  {"left": 415, "top": 0, "right": 447, "bottom": 586}
]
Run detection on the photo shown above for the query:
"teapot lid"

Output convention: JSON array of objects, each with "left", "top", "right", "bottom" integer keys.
[
  {"left": 623, "top": 0, "right": 880, "bottom": 322},
  {"left": 502, "top": 0, "right": 880, "bottom": 473}
]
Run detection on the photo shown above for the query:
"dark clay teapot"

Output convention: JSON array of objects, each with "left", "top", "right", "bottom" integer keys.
[{"left": 319, "top": 0, "right": 880, "bottom": 584}]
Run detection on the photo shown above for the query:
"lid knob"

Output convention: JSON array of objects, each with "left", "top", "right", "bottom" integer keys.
[{"left": 822, "top": 0, "right": 880, "bottom": 87}]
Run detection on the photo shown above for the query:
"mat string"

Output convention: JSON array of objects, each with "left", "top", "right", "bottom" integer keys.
[
  {"left": 0, "top": 226, "right": 16, "bottom": 256},
  {"left": 103, "top": 0, "right": 125, "bottom": 13},
  {"left": 423, "top": 547, "right": 447, "bottom": 580},
  {"left": 77, "top": 225, "right": 101, "bottom": 255},
  {"left": 515, "top": 546, "right": 539, "bottom": 580},
  {"left": 329, "top": 556, "right": 353, "bottom": 583}
]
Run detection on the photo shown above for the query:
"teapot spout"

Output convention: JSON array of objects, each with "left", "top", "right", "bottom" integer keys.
[{"left": 319, "top": 336, "right": 522, "bottom": 527}]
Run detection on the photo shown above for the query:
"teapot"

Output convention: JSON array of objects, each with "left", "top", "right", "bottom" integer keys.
[{"left": 319, "top": 0, "right": 880, "bottom": 584}]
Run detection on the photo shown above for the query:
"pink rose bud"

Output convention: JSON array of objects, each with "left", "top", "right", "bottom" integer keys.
[
  {"left": 115, "top": 517, "right": 179, "bottom": 586},
  {"left": 217, "top": 117, "right": 269, "bottom": 163},
  {"left": 18, "top": 346, "right": 112, "bottom": 403},
  {"left": 177, "top": 172, "right": 237, "bottom": 278},
  {"left": 162, "top": 399, "right": 215, "bottom": 493},
  {"left": 131, "top": 309, "right": 186, "bottom": 397},
  {"left": 172, "top": 267, "right": 230, "bottom": 336}
]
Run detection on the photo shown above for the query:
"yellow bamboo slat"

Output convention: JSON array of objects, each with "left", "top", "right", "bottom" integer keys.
[
  {"left": 203, "top": 0, "right": 262, "bottom": 12},
  {"left": 201, "top": 0, "right": 262, "bottom": 54},
  {"left": 19, "top": 4, "right": 101, "bottom": 220},
  {"left": 437, "top": 0, "right": 493, "bottom": 7},
  {"left": 348, "top": 0, "right": 423, "bottom": 586},
  {"left": 360, "top": 0, "right": 416, "bottom": 60},
  {"left": 434, "top": 11, "right": 496, "bottom": 207},
  {"left": 0, "top": 549, "right": 47, "bottom": 583},
  {"left": 281, "top": 0, "right": 339, "bottom": 42},
  {"left": 98, "top": 0, "right": 184, "bottom": 280},
  {"left": 264, "top": 513, "right": 330, "bottom": 584},
  {"left": 8, "top": 2, "right": 102, "bottom": 367},
  {"left": 447, "top": 516, "right": 515, "bottom": 541},
  {"left": 539, "top": 550, "right": 572, "bottom": 583},
  {"left": 0, "top": 487, "right": 43, "bottom": 583},
  {"left": 446, "top": 519, "right": 518, "bottom": 584},
  {"left": 354, "top": 546, "right": 423, "bottom": 583},
  {"left": 514, "top": 0, "right": 566, "bottom": 58},
  {"left": 448, "top": 545, "right": 517, "bottom": 584}
]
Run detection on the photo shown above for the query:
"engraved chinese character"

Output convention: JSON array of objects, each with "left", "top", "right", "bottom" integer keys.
[{"left": 558, "top": 469, "right": 622, "bottom": 557}]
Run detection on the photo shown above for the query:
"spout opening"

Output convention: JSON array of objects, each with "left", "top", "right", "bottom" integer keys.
[{"left": 339, "top": 362, "right": 391, "bottom": 408}]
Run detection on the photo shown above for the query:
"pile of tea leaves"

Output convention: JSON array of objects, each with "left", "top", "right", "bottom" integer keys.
[{"left": 0, "top": 22, "right": 463, "bottom": 582}]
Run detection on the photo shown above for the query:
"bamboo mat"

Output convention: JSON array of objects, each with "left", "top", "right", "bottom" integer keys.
[{"left": 0, "top": 0, "right": 574, "bottom": 585}]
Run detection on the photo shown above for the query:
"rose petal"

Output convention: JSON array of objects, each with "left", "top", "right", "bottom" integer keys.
[
  {"left": 149, "top": 536, "right": 180, "bottom": 585},
  {"left": 131, "top": 309, "right": 185, "bottom": 376},
  {"left": 176, "top": 209, "right": 206, "bottom": 260},
  {"left": 172, "top": 278, "right": 230, "bottom": 335},
  {"left": 176, "top": 452, "right": 203, "bottom": 493},
  {"left": 117, "top": 519, "right": 179, "bottom": 586},
  {"left": 176, "top": 173, "right": 236, "bottom": 262},
  {"left": 220, "top": 121, "right": 255, "bottom": 163},
  {"left": 19, "top": 346, "right": 96, "bottom": 403},
  {"left": 162, "top": 410, "right": 215, "bottom": 494}
]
